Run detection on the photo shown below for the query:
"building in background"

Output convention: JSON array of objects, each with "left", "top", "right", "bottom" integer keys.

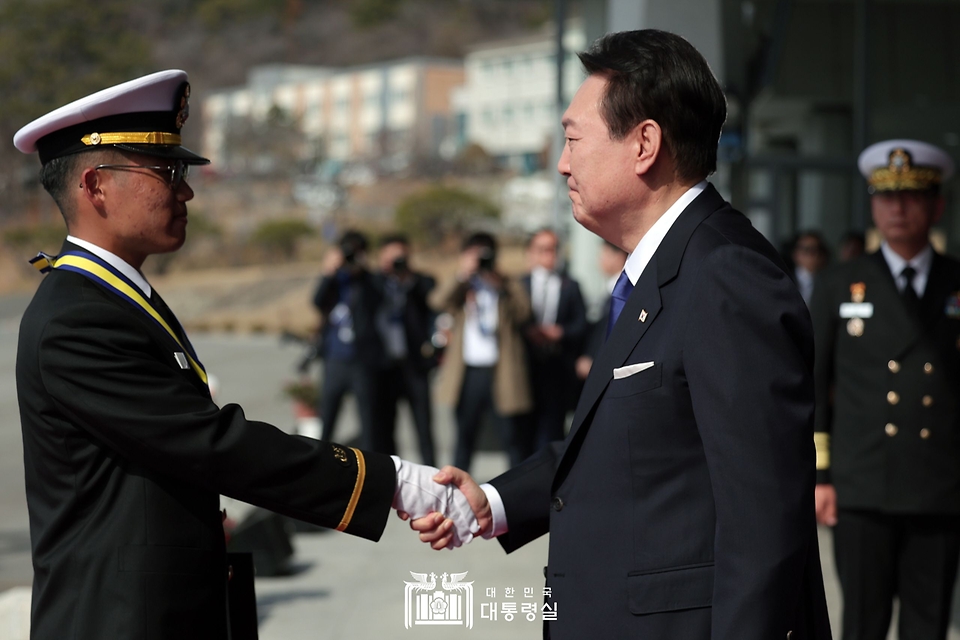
[
  {"left": 452, "top": 19, "right": 586, "bottom": 175},
  {"left": 565, "top": 0, "right": 960, "bottom": 318},
  {"left": 201, "top": 58, "right": 464, "bottom": 177}
]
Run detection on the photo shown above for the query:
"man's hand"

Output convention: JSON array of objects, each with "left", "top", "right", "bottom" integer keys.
[
  {"left": 405, "top": 466, "right": 492, "bottom": 550},
  {"left": 539, "top": 324, "right": 563, "bottom": 342},
  {"left": 815, "top": 483, "right": 837, "bottom": 526},
  {"left": 457, "top": 249, "right": 480, "bottom": 281},
  {"left": 392, "top": 460, "right": 480, "bottom": 548},
  {"left": 575, "top": 355, "right": 593, "bottom": 380},
  {"left": 321, "top": 247, "right": 344, "bottom": 275}
]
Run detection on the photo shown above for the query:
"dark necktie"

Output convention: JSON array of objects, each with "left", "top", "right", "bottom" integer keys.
[
  {"left": 900, "top": 266, "right": 921, "bottom": 313},
  {"left": 606, "top": 271, "right": 635, "bottom": 338}
]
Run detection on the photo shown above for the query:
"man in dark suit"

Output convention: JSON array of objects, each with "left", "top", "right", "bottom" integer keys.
[
  {"left": 12, "top": 70, "right": 479, "bottom": 640},
  {"left": 410, "top": 30, "right": 831, "bottom": 640},
  {"left": 313, "top": 229, "right": 384, "bottom": 448},
  {"left": 521, "top": 228, "right": 587, "bottom": 452},
  {"left": 372, "top": 233, "right": 438, "bottom": 465},
  {"left": 811, "top": 139, "right": 960, "bottom": 640}
]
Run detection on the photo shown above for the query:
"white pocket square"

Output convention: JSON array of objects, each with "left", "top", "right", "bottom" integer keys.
[{"left": 613, "top": 361, "right": 655, "bottom": 379}]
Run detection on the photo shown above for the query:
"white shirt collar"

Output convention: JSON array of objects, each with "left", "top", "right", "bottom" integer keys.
[
  {"left": 623, "top": 181, "right": 707, "bottom": 285},
  {"left": 66, "top": 235, "right": 152, "bottom": 297},
  {"left": 880, "top": 242, "right": 933, "bottom": 279}
]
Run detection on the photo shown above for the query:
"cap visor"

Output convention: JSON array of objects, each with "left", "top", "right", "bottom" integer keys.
[{"left": 114, "top": 143, "right": 210, "bottom": 165}]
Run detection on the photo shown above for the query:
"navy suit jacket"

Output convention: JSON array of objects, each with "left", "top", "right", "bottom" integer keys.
[{"left": 489, "top": 185, "right": 831, "bottom": 640}]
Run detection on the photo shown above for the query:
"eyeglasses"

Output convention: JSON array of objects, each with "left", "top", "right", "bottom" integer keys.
[{"left": 94, "top": 160, "right": 190, "bottom": 190}]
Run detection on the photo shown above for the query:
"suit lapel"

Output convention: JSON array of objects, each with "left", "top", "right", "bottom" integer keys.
[{"left": 561, "top": 185, "right": 725, "bottom": 460}]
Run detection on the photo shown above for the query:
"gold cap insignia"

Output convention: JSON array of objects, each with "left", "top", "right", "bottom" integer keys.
[
  {"left": 175, "top": 82, "right": 191, "bottom": 129},
  {"left": 868, "top": 148, "right": 942, "bottom": 192}
]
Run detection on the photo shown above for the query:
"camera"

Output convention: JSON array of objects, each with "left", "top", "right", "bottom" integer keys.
[
  {"left": 338, "top": 231, "right": 368, "bottom": 266},
  {"left": 477, "top": 248, "right": 495, "bottom": 273},
  {"left": 340, "top": 241, "right": 358, "bottom": 264},
  {"left": 392, "top": 255, "right": 409, "bottom": 273}
]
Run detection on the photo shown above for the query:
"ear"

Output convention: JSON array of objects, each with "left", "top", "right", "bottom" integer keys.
[
  {"left": 77, "top": 165, "right": 108, "bottom": 210},
  {"left": 632, "top": 119, "right": 663, "bottom": 177}
]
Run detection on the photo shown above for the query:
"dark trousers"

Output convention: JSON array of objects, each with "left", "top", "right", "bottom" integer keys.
[
  {"left": 373, "top": 360, "right": 436, "bottom": 466},
  {"left": 833, "top": 509, "right": 960, "bottom": 640},
  {"left": 527, "top": 355, "right": 570, "bottom": 454},
  {"left": 454, "top": 366, "right": 526, "bottom": 473},
  {"left": 319, "top": 358, "right": 377, "bottom": 449}
]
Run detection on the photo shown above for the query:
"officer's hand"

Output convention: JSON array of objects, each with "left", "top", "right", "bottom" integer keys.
[
  {"left": 410, "top": 466, "right": 492, "bottom": 550},
  {"left": 815, "top": 484, "right": 837, "bottom": 526}
]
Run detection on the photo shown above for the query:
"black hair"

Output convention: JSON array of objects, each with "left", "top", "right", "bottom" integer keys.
[
  {"left": 39, "top": 154, "right": 85, "bottom": 223},
  {"left": 38, "top": 149, "right": 121, "bottom": 225},
  {"left": 578, "top": 29, "right": 727, "bottom": 182},
  {"left": 462, "top": 231, "right": 497, "bottom": 255},
  {"left": 339, "top": 229, "right": 369, "bottom": 252},
  {"left": 792, "top": 230, "right": 828, "bottom": 254}
]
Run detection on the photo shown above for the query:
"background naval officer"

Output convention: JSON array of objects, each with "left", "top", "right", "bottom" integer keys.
[{"left": 811, "top": 139, "right": 960, "bottom": 640}]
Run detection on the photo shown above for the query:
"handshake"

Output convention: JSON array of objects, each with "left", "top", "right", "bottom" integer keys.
[{"left": 391, "top": 458, "right": 499, "bottom": 550}]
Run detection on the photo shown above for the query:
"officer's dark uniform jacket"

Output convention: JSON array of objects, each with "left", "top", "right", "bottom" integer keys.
[
  {"left": 17, "top": 241, "right": 396, "bottom": 640},
  {"left": 811, "top": 249, "right": 960, "bottom": 513}
]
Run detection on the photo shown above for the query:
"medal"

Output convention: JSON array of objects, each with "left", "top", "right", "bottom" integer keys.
[
  {"left": 847, "top": 317, "right": 864, "bottom": 337},
  {"left": 945, "top": 292, "right": 960, "bottom": 318},
  {"left": 850, "top": 282, "right": 866, "bottom": 303}
]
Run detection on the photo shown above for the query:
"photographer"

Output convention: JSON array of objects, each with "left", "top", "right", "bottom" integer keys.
[
  {"left": 312, "top": 230, "right": 383, "bottom": 448},
  {"left": 373, "top": 234, "right": 438, "bottom": 465},
  {"left": 434, "top": 232, "right": 533, "bottom": 472}
]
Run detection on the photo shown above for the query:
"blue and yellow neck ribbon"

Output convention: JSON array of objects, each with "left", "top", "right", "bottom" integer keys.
[{"left": 30, "top": 251, "right": 208, "bottom": 385}]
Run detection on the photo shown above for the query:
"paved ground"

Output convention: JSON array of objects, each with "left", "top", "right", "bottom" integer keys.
[{"left": 0, "top": 293, "right": 958, "bottom": 639}]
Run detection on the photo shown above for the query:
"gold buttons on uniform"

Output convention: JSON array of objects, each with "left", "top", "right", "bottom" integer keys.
[
  {"left": 888, "top": 360, "right": 900, "bottom": 373},
  {"left": 922, "top": 395, "right": 934, "bottom": 407},
  {"left": 885, "top": 423, "right": 898, "bottom": 437},
  {"left": 920, "top": 428, "right": 931, "bottom": 439},
  {"left": 887, "top": 391, "right": 900, "bottom": 405},
  {"left": 924, "top": 362, "right": 934, "bottom": 374}
]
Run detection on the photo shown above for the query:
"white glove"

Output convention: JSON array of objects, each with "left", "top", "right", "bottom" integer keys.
[{"left": 391, "top": 456, "right": 480, "bottom": 548}]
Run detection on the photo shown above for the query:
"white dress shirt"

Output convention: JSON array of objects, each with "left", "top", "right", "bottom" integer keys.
[
  {"left": 462, "top": 286, "right": 499, "bottom": 367},
  {"left": 795, "top": 267, "right": 815, "bottom": 306},
  {"left": 530, "top": 266, "right": 562, "bottom": 326},
  {"left": 880, "top": 242, "right": 933, "bottom": 297},
  {"left": 480, "top": 180, "right": 708, "bottom": 538}
]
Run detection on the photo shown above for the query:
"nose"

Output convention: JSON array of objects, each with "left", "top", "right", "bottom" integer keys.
[
  {"left": 557, "top": 140, "right": 571, "bottom": 176},
  {"left": 177, "top": 179, "right": 195, "bottom": 202}
]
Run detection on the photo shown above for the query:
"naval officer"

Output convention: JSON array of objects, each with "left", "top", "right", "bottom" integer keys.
[
  {"left": 811, "top": 139, "right": 960, "bottom": 640},
  {"left": 13, "top": 70, "right": 480, "bottom": 640}
]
